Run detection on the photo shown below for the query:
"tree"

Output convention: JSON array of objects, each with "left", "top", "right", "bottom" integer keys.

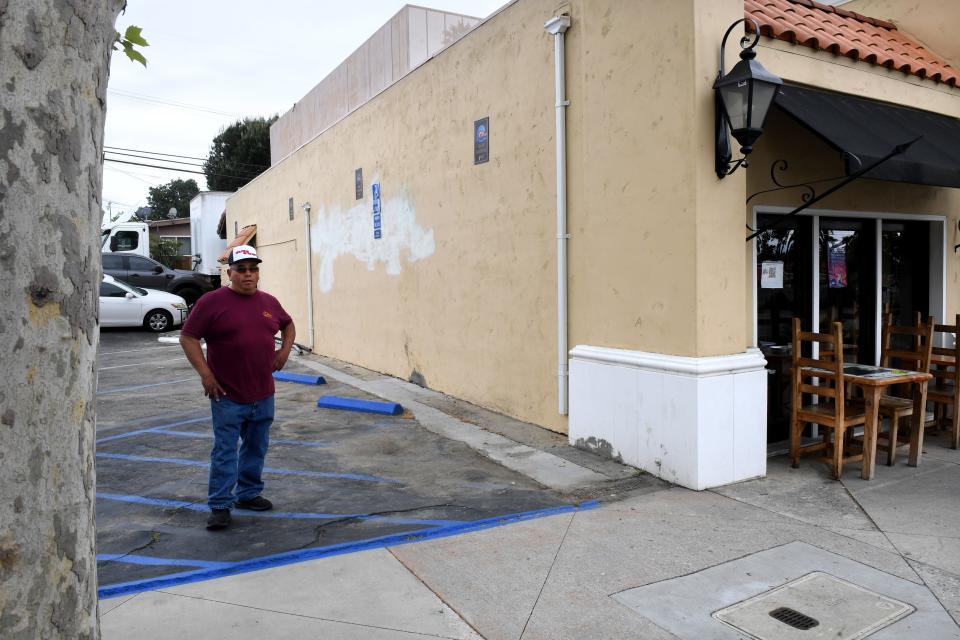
[
  {"left": 203, "top": 116, "right": 276, "bottom": 192},
  {"left": 150, "top": 236, "right": 181, "bottom": 269},
  {"left": 1, "top": 1, "right": 126, "bottom": 637},
  {"left": 146, "top": 177, "right": 198, "bottom": 220}
]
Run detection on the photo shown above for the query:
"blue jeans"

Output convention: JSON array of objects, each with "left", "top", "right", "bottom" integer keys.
[{"left": 208, "top": 396, "right": 274, "bottom": 510}]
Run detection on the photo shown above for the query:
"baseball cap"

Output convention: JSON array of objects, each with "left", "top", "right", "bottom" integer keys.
[{"left": 228, "top": 244, "right": 262, "bottom": 265}]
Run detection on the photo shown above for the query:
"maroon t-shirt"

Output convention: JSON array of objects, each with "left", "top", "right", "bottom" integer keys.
[{"left": 181, "top": 287, "right": 292, "bottom": 403}]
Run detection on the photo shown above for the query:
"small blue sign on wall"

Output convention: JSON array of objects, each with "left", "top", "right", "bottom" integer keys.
[{"left": 372, "top": 182, "right": 382, "bottom": 239}]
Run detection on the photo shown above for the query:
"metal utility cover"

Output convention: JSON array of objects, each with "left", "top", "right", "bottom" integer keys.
[{"left": 714, "top": 571, "right": 914, "bottom": 640}]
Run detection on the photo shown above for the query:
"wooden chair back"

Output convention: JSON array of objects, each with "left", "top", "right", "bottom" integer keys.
[
  {"left": 931, "top": 314, "right": 960, "bottom": 389},
  {"left": 880, "top": 313, "right": 934, "bottom": 375},
  {"left": 791, "top": 318, "right": 846, "bottom": 413}
]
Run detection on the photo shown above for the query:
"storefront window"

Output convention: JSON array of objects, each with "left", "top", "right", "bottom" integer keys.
[{"left": 819, "top": 218, "right": 874, "bottom": 364}]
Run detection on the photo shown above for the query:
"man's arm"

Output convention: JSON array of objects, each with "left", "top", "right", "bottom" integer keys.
[
  {"left": 179, "top": 334, "right": 226, "bottom": 400},
  {"left": 273, "top": 321, "right": 296, "bottom": 371}
]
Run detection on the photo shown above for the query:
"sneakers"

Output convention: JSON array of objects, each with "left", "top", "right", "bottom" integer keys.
[
  {"left": 206, "top": 508, "right": 231, "bottom": 530},
  {"left": 235, "top": 495, "right": 273, "bottom": 511}
]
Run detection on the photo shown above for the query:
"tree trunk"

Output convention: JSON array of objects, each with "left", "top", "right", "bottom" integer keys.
[{"left": 0, "top": 1, "right": 124, "bottom": 637}]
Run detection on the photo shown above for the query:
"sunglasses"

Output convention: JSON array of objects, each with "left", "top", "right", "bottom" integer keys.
[{"left": 232, "top": 266, "right": 259, "bottom": 273}]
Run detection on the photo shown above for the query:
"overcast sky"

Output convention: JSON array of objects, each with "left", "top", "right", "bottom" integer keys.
[{"left": 102, "top": 0, "right": 507, "bottom": 222}]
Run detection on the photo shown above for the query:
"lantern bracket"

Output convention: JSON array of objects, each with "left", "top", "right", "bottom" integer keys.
[{"left": 715, "top": 18, "right": 777, "bottom": 179}]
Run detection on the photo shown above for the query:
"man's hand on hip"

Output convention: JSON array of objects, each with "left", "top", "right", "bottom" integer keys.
[
  {"left": 273, "top": 349, "right": 291, "bottom": 371},
  {"left": 201, "top": 372, "right": 226, "bottom": 401}
]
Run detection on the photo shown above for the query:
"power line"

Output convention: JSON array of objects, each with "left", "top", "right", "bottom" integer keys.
[
  {"left": 106, "top": 149, "right": 208, "bottom": 169},
  {"left": 103, "top": 152, "right": 262, "bottom": 180},
  {"left": 102, "top": 198, "right": 137, "bottom": 208},
  {"left": 104, "top": 145, "right": 209, "bottom": 162},
  {"left": 107, "top": 89, "right": 240, "bottom": 118},
  {"left": 104, "top": 165, "right": 164, "bottom": 184},
  {"left": 103, "top": 157, "right": 258, "bottom": 183},
  {"left": 103, "top": 145, "right": 271, "bottom": 171}
]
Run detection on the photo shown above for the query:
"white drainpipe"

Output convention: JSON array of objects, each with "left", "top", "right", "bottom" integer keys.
[
  {"left": 302, "top": 202, "right": 315, "bottom": 350},
  {"left": 545, "top": 14, "right": 571, "bottom": 415}
]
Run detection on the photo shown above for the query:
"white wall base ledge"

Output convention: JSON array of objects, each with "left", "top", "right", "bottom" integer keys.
[{"left": 569, "top": 345, "right": 768, "bottom": 490}]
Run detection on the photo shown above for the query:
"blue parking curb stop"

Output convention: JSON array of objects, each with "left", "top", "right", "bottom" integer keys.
[
  {"left": 273, "top": 371, "right": 326, "bottom": 385},
  {"left": 317, "top": 395, "right": 403, "bottom": 416}
]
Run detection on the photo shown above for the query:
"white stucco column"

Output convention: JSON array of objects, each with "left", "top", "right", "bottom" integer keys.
[{"left": 568, "top": 345, "right": 768, "bottom": 490}]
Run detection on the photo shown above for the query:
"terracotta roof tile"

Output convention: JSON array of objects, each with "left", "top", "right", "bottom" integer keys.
[{"left": 745, "top": 0, "right": 958, "bottom": 87}]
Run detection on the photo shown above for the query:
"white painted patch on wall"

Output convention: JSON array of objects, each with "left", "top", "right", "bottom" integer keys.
[{"left": 310, "top": 187, "right": 435, "bottom": 292}]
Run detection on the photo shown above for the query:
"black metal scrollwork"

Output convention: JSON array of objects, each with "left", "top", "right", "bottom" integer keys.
[{"left": 746, "top": 159, "right": 855, "bottom": 204}]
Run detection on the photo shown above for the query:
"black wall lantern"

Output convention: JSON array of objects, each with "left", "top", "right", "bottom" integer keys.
[{"left": 715, "top": 18, "right": 782, "bottom": 178}]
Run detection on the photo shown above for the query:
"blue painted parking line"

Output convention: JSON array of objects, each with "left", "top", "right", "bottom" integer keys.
[
  {"left": 98, "top": 493, "right": 207, "bottom": 511},
  {"left": 98, "top": 500, "right": 600, "bottom": 599},
  {"left": 101, "top": 412, "right": 207, "bottom": 430},
  {"left": 96, "top": 417, "right": 209, "bottom": 445},
  {"left": 97, "top": 378, "right": 196, "bottom": 395},
  {"left": 96, "top": 453, "right": 395, "bottom": 484},
  {"left": 147, "top": 429, "right": 329, "bottom": 448},
  {"left": 271, "top": 438, "right": 329, "bottom": 447},
  {"left": 96, "top": 492, "right": 462, "bottom": 526},
  {"left": 142, "top": 429, "right": 211, "bottom": 440},
  {"left": 97, "top": 554, "right": 232, "bottom": 570}
]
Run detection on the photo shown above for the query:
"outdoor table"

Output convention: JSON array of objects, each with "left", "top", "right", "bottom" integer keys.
[{"left": 842, "top": 364, "right": 932, "bottom": 480}]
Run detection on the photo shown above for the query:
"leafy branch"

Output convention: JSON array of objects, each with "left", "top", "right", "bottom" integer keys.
[{"left": 115, "top": 25, "right": 149, "bottom": 66}]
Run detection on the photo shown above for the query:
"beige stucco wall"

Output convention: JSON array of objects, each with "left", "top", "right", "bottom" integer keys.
[
  {"left": 230, "top": 0, "right": 960, "bottom": 435},
  {"left": 229, "top": 0, "right": 750, "bottom": 434},
  {"left": 568, "top": 0, "right": 748, "bottom": 360}
]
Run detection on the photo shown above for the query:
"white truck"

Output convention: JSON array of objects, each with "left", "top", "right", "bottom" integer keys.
[
  {"left": 101, "top": 221, "right": 149, "bottom": 257},
  {"left": 189, "top": 191, "right": 231, "bottom": 288}
]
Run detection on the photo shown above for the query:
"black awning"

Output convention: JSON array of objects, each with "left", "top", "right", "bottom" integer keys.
[{"left": 774, "top": 84, "right": 960, "bottom": 188}]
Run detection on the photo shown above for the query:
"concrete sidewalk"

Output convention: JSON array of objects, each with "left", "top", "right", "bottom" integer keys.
[{"left": 99, "top": 351, "right": 960, "bottom": 639}]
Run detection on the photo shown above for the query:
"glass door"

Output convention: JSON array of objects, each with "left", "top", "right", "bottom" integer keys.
[
  {"left": 756, "top": 214, "right": 812, "bottom": 441},
  {"left": 882, "top": 220, "right": 930, "bottom": 328},
  {"left": 819, "top": 218, "right": 877, "bottom": 365}
]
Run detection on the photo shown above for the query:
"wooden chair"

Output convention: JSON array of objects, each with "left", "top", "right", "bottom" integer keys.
[
  {"left": 928, "top": 315, "right": 960, "bottom": 450},
  {"left": 790, "top": 318, "right": 867, "bottom": 479},
  {"left": 874, "top": 313, "right": 934, "bottom": 465}
]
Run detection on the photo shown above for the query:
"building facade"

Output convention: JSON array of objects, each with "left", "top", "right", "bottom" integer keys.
[{"left": 226, "top": 0, "right": 960, "bottom": 489}]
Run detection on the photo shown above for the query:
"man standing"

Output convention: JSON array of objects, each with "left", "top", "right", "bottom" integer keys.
[{"left": 180, "top": 245, "right": 296, "bottom": 530}]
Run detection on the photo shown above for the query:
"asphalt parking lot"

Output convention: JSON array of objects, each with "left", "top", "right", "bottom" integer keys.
[{"left": 95, "top": 329, "right": 584, "bottom": 599}]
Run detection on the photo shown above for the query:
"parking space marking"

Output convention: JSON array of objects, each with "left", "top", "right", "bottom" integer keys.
[
  {"left": 96, "top": 334, "right": 591, "bottom": 606},
  {"left": 96, "top": 452, "right": 396, "bottom": 483},
  {"left": 147, "top": 429, "right": 330, "bottom": 448},
  {"left": 99, "top": 357, "right": 187, "bottom": 371},
  {"left": 96, "top": 492, "right": 462, "bottom": 526},
  {"left": 97, "top": 554, "right": 232, "bottom": 570},
  {"left": 98, "top": 500, "right": 600, "bottom": 600},
  {"left": 96, "top": 417, "right": 209, "bottom": 444},
  {"left": 97, "top": 378, "right": 196, "bottom": 395}
]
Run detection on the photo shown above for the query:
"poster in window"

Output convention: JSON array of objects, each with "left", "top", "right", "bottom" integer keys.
[
  {"left": 828, "top": 242, "right": 847, "bottom": 288},
  {"left": 760, "top": 261, "right": 784, "bottom": 289}
]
